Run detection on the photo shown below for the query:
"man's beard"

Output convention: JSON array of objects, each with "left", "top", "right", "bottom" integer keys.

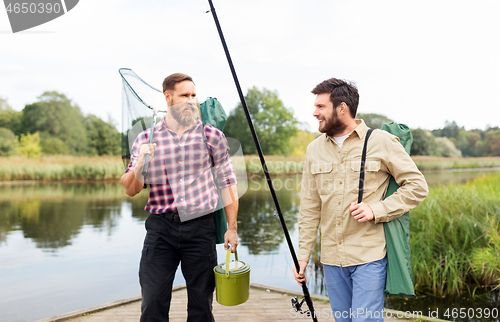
[
  {"left": 319, "top": 109, "right": 347, "bottom": 137},
  {"left": 170, "top": 102, "right": 200, "bottom": 127}
]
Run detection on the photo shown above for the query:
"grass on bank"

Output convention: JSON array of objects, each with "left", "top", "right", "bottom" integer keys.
[
  {"left": 410, "top": 172, "right": 500, "bottom": 297},
  {"left": 0, "top": 155, "right": 124, "bottom": 181},
  {"left": 1, "top": 155, "right": 500, "bottom": 181}
]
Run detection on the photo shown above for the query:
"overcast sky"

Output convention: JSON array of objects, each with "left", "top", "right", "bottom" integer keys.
[{"left": 1, "top": 0, "right": 499, "bottom": 133}]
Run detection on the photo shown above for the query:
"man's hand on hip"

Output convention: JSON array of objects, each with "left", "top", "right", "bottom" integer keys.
[{"left": 349, "top": 201, "right": 374, "bottom": 222}]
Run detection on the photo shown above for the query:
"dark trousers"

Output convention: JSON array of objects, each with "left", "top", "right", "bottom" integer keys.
[{"left": 139, "top": 213, "right": 217, "bottom": 322}]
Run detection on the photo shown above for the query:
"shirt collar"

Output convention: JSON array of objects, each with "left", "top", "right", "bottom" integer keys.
[{"left": 353, "top": 119, "right": 370, "bottom": 140}]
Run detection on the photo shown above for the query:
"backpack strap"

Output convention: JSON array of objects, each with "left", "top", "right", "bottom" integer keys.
[
  {"left": 357, "top": 128, "right": 374, "bottom": 203},
  {"left": 201, "top": 123, "right": 215, "bottom": 167}
]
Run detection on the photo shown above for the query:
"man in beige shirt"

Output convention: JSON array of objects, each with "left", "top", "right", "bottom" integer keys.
[{"left": 293, "top": 78, "right": 428, "bottom": 322}]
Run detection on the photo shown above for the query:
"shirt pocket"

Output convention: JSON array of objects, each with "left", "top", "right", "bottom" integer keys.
[
  {"left": 350, "top": 160, "right": 381, "bottom": 193},
  {"left": 310, "top": 162, "right": 334, "bottom": 195}
]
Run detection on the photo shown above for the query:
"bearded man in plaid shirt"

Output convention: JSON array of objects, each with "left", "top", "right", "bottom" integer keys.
[{"left": 121, "top": 73, "right": 239, "bottom": 322}]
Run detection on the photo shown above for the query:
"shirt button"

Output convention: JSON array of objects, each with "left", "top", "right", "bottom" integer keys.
[
  {"left": 338, "top": 241, "right": 342, "bottom": 245},
  {"left": 339, "top": 181, "right": 343, "bottom": 185},
  {"left": 341, "top": 161, "right": 344, "bottom": 164},
  {"left": 338, "top": 202, "right": 341, "bottom": 205},
  {"left": 180, "top": 179, "right": 183, "bottom": 182},
  {"left": 338, "top": 222, "right": 341, "bottom": 225}
]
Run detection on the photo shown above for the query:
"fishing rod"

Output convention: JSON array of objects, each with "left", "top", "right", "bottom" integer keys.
[{"left": 206, "top": 1, "right": 318, "bottom": 321}]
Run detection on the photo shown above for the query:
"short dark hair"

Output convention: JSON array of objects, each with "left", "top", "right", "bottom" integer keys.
[
  {"left": 162, "top": 73, "right": 194, "bottom": 93},
  {"left": 311, "top": 78, "right": 359, "bottom": 118}
]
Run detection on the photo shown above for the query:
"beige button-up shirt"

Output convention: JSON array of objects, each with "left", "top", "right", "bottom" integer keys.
[{"left": 298, "top": 120, "right": 428, "bottom": 267}]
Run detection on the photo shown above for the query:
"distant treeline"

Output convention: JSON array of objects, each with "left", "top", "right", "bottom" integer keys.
[
  {"left": 2, "top": 90, "right": 499, "bottom": 158},
  {"left": 0, "top": 92, "right": 120, "bottom": 157},
  {"left": 344, "top": 114, "right": 500, "bottom": 157}
]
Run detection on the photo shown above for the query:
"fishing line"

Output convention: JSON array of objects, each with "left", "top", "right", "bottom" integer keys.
[{"left": 206, "top": 1, "right": 318, "bottom": 321}]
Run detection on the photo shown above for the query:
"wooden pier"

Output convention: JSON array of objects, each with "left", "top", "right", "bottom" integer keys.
[{"left": 35, "top": 284, "right": 445, "bottom": 322}]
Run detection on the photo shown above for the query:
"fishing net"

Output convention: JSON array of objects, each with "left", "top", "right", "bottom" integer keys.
[
  {"left": 120, "top": 68, "right": 247, "bottom": 221},
  {"left": 120, "top": 68, "right": 167, "bottom": 169}
]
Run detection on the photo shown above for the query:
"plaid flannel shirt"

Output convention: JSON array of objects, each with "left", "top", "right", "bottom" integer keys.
[{"left": 126, "top": 118, "right": 237, "bottom": 218}]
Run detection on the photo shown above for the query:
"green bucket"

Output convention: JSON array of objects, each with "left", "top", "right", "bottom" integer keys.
[{"left": 213, "top": 249, "right": 250, "bottom": 306}]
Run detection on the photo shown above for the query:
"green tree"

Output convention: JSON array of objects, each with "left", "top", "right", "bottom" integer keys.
[
  {"left": 85, "top": 114, "right": 121, "bottom": 155},
  {"left": 357, "top": 113, "right": 394, "bottom": 129},
  {"left": 435, "top": 137, "right": 462, "bottom": 157},
  {"left": 0, "top": 127, "right": 18, "bottom": 156},
  {"left": 41, "top": 136, "right": 70, "bottom": 155},
  {"left": 224, "top": 87, "right": 298, "bottom": 156},
  {"left": 21, "top": 91, "right": 89, "bottom": 155},
  {"left": 289, "top": 130, "right": 317, "bottom": 156},
  {"left": 483, "top": 129, "right": 500, "bottom": 156},
  {"left": 456, "top": 130, "right": 483, "bottom": 157},
  {"left": 16, "top": 132, "right": 43, "bottom": 158},
  {"left": 410, "top": 128, "right": 440, "bottom": 156},
  {"left": 0, "top": 97, "right": 22, "bottom": 135},
  {"left": 432, "top": 120, "right": 463, "bottom": 139}
]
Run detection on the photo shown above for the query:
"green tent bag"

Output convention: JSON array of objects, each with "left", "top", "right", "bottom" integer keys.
[
  {"left": 200, "top": 97, "right": 228, "bottom": 245},
  {"left": 380, "top": 122, "right": 416, "bottom": 298}
]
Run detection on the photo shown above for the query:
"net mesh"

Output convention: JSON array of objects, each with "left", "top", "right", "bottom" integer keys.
[{"left": 120, "top": 68, "right": 167, "bottom": 168}]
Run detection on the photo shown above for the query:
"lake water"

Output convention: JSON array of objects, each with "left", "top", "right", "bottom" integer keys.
[{"left": 0, "top": 168, "right": 499, "bottom": 322}]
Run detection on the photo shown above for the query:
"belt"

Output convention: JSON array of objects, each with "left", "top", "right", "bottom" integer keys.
[
  {"left": 160, "top": 211, "right": 181, "bottom": 222},
  {"left": 158, "top": 211, "right": 214, "bottom": 223}
]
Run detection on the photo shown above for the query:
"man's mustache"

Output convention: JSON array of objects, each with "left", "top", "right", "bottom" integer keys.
[{"left": 171, "top": 102, "right": 197, "bottom": 111}]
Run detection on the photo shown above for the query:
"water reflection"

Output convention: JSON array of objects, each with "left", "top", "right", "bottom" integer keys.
[
  {"left": 422, "top": 167, "right": 500, "bottom": 186},
  {"left": 0, "top": 183, "right": 127, "bottom": 251},
  {"left": 1, "top": 168, "right": 494, "bottom": 252},
  {"left": 238, "top": 175, "right": 301, "bottom": 254}
]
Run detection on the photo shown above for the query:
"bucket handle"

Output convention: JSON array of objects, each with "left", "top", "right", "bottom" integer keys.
[{"left": 225, "top": 248, "right": 238, "bottom": 277}]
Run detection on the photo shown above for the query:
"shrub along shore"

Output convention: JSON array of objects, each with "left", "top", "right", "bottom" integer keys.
[
  {"left": 411, "top": 172, "right": 500, "bottom": 296},
  {"left": 1, "top": 155, "right": 500, "bottom": 182}
]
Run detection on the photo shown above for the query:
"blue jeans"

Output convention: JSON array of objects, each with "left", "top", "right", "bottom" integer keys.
[{"left": 323, "top": 256, "right": 387, "bottom": 322}]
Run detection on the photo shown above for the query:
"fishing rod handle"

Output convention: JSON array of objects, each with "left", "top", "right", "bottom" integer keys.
[
  {"left": 141, "top": 112, "right": 157, "bottom": 179},
  {"left": 141, "top": 153, "right": 150, "bottom": 178}
]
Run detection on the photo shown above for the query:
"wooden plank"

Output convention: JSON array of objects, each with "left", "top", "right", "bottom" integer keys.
[{"left": 35, "top": 284, "right": 449, "bottom": 322}]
